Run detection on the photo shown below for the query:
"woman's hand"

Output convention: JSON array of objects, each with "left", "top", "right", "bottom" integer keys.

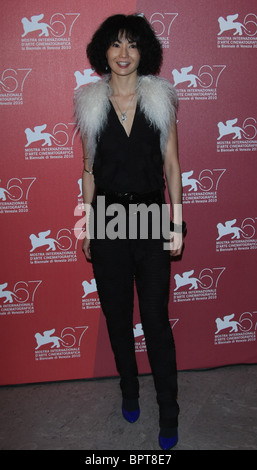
[
  {"left": 82, "top": 236, "right": 91, "bottom": 261},
  {"left": 169, "top": 231, "right": 183, "bottom": 257}
]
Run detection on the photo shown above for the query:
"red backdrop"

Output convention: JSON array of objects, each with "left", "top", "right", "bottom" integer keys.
[{"left": 1, "top": 0, "right": 256, "bottom": 385}]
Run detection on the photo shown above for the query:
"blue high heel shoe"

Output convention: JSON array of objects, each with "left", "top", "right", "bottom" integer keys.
[
  {"left": 122, "top": 399, "right": 140, "bottom": 423},
  {"left": 158, "top": 430, "right": 178, "bottom": 450}
]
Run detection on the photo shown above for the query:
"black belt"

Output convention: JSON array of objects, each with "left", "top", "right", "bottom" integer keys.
[{"left": 96, "top": 188, "right": 165, "bottom": 206}]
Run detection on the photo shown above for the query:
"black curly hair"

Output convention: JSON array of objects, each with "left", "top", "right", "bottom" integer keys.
[{"left": 86, "top": 14, "right": 163, "bottom": 76}]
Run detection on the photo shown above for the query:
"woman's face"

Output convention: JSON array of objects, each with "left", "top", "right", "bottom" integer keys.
[{"left": 106, "top": 33, "right": 141, "bottom": 78}]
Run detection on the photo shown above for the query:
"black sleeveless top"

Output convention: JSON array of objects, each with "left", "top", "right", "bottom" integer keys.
[{"left": 93, "top": 101, "right": 165, "bottom": 194}]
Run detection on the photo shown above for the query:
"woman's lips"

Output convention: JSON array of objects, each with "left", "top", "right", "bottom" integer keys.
[{"left": 117, "top": 62, "right": 131, "bottom": 68}]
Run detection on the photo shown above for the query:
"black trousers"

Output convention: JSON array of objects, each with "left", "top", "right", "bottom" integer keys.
[{"left": 90, "top": 204, "right": 179, "bottom": 429}]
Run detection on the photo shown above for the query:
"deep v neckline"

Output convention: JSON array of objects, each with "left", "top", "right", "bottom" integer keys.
[{"left": 109, "top": 99, "right": 138, "bottom": 138}]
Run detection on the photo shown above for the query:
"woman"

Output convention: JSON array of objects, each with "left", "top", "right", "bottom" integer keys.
[{"left": 74, "top": 14, "right": 185, "bottom": 450}]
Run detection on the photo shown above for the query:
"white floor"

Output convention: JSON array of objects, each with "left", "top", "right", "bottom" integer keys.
[{"left": 0, "top": 364, "right": 256, "bottom": 451}]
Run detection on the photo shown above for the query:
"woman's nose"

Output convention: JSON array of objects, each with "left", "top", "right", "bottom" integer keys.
[{"left": 119, "top": 43, "right": 129, "bottom": 57}]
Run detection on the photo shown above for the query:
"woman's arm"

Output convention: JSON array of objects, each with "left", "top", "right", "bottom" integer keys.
[
  {"left": 164, "top": 121, "right": 184, "bottom": 256},
  {"left": 81, "top": 137, "right": 95, "bottom": 260}
]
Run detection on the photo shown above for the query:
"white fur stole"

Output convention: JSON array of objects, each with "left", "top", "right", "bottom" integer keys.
[{"left": 74, "top": 75, "right": 177, "bottom": 165}]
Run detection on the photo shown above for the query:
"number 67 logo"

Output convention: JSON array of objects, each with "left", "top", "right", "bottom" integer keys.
[{"left": 150, "top": 12, "right": 178, "bottom": 37}]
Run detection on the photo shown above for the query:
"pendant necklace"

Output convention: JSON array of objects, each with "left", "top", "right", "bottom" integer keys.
[{"left": 112, "top": 93, "right": 136, "bottom": 123}]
